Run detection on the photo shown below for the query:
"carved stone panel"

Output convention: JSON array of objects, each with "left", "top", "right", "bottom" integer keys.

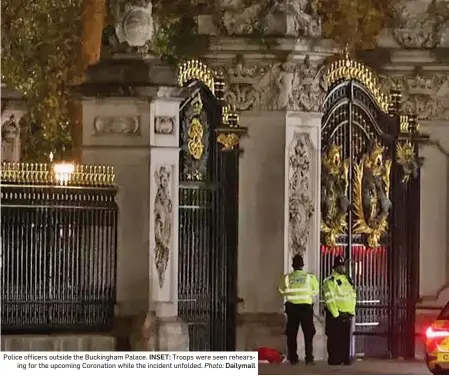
[
  {"left": 288, "top": 132, "right": 315, "bottom": 256},
  {"left": 213, "top": 0, "right": 322, "bottom": 38},
  {"left": 380, "top": 74, "right": 449, "bottom": 120},
  {"left": 283, "top": 0, "right": 322, "bottom": 38},
  {"left": 154, "top": 116, "right": 175, "bottom": 135},
  {"left": 93, "top": 116, "right": 140, "bottom": 135},
  {"left": 219, "top": 55, "right": 327, "bottom": 112},
  {"left": 153, "top": 165, "right": 173, "bottom": 289},
  {"left": 1, "top": 115, "right": 20, "bottom": 162},
  {"left": 392, "top": 0, "right": 449, "bottom": 48}
]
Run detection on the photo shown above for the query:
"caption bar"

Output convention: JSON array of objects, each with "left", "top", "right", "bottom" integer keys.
[{"left": 2, "top": 352, "right": 258, "bottom": 375}]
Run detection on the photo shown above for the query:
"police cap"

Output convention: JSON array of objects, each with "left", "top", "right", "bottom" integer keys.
[
  {"left": 292, "top": 254, "right": 304, "bottom": 269},
  {"left": 333, "top": 255, "right": 346, "bottom": 268}
]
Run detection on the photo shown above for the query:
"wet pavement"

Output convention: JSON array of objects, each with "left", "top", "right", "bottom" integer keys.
[{"left": 258, "top": 359, "right": 430, "bottom": 374}]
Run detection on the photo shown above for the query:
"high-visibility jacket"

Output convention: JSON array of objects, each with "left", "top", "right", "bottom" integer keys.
[
  {"left": 278, "top": 270, "right": 319, "bottom": 304},
  {"left": 323, "top": 271, "right": 356, "bottom": 318}
]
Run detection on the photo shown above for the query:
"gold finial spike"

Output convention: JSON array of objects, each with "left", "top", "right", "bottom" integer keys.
[
  {"left": 27, "top": 163, "right": 33, "bottom": 183},
  {"left": 98, "top": 166, "right": 103, "bottom": 185},
  {"left": 92, "top": 165, "right": 98, "bottom": 180},
  {"left": 36, "top": 163, "right": 41, "bottom": 184},
  {"left": 102, "top": 166, "right": 107, "bottom": 185},
  {"left": 108, "top": 166, "right": 115, "bottom": 186}
]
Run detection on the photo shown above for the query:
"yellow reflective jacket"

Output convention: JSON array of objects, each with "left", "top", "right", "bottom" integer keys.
[
  {"left": 323, "top": 271, "right": 356, "bottom": 318},
  {"left": 279, "top": 270, "right": 319, "bottom": 304}
]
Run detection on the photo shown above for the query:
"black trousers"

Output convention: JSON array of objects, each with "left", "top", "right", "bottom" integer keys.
[
  {"left": 325, "top": 310, "right": 353, "bottom": 365},
  {"left": 285, "top": 302, "right": 316, "bottom": 363}
]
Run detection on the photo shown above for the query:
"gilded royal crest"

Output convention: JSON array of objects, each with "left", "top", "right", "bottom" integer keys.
[
  {"left": 353, "top": 140, "right": 392, "bottom": 247},
  {"left": 321, "top": 144, "right": 350, "bottom": 246}
]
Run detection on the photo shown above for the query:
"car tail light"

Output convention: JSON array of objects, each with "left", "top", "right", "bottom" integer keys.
[{"left": 426, "top": 327, "right": 449, "bottom": 339}]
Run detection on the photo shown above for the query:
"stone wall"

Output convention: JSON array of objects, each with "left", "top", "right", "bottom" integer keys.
[
  {"left": 237, "top": 111, "right": 285, "bottom": 313},
  {"left": 419, "top": 122, "right": 449, "bottom": 299}
]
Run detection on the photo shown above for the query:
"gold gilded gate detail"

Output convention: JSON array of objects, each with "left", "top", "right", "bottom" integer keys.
[
  {"left": 320, "top": 145, "right": 350, "bottom": 246},
  {"left": 187, "top": 118, "right": 204, "bottom": 160},
  {"left": 187, "top": 94, "right": 205, "bottom": 161},
  {"left": 352, "top": 141, "right": 392, "bottom": 247}
]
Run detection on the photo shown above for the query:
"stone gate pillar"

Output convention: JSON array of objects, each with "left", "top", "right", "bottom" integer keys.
[
  {"left": 284, "top": 111, "right": 326, "bottom": 360},
  {"left": 79, "top": 0, "right": 188, "bottom": 350},
  {"left": 148, "top": 98, "right": 189, "bottom": 350},
  {"left": 80, "top": 65, "right": 189, "bottom": 350},
  {"left": 284, "top": 111, "right": 321, "bottom": 275}
]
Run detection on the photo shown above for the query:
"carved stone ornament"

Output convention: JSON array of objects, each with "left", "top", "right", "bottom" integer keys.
[
  {"left": 1, "top": 115, "right": 19, "bottom": 143},
  {"left": 219, "top": 0, "right": 266, "bottom": 35},
  {"left": 380, "top": 74, "right": 449, "bottom": 120},
  {"left": 154, "top": 116, "right": 175, "bottom": 135},
  {"left": 392, "top": 0, "right": 449, "bottom": 48},
  {"left": 153, "top": 165, "right": 173, "bottom": 289},
  {"left": 282, "top": 0, "right": 322, "bottom": 38},
  {"left": 220, "top": 55, "right": 327, "bottom": 112},
  {"left": 288, "top": 132, "right": 315, "bottom": 256},
  {"left": 216, "top": 0, "right": 322, "bottom": 38},
  {"left": 93, "top": 116, "right": 140, "bottom": 135},
  {"left": 111, "top": 0, "right": 154, "bottom": 52}
]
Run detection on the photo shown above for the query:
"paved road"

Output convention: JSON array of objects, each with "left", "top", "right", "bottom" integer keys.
[{"left": 258, "top": 359, "right": 430, "bottom": 375}]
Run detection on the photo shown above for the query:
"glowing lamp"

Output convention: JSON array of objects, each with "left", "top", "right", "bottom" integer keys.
[{"left": 53, "top": 163, "right": 75, "bottom": 185}]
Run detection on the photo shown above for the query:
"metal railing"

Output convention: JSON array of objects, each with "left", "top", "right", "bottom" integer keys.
[{"left": 1, "top": 162, "right": 118, "bottom": 334}]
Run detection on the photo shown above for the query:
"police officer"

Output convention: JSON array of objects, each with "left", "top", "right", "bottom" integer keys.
[
  {"left": 323, "top": 256, "right": 356, "bottom": 366},
  {"left": 279, "top": 254, "right": 319, "bottom": 365}
]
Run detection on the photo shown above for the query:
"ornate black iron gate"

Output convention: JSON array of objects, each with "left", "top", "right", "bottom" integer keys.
[
  {"left": 320, "top": 57, "right": 422, "bottom": 358},
  {"left": 177, "top": 61, "right": 245, "bottom": 351}
]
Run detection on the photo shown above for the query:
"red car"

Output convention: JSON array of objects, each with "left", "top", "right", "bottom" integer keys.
[{"left": 426, "top": 301, "right": 449, "bottom": 374}]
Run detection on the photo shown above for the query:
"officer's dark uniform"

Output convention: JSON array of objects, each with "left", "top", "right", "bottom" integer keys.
[
  {"left": 279, "top": 254, "right": 319, "bottom": 365},
  {"left": 322, "top": 256, "right": 356, "bottom": 365}
]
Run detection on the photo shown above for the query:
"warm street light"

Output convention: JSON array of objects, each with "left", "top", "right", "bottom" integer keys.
[{"left": 53, "top": 162, "right": 75, "bottom": 185}]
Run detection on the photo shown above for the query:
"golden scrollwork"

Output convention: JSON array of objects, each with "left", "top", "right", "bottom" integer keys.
[
  {"left": 353, "top": 140, "right": 392, "bottom": 247},
  {"left": 396, "top": 141, "right": 419, "bottom": 183},
  {"left": 326, "top": 55, "right": 390, "bottom": 113},
  {"left": 186, "top": 93, "right": 205, "bottom": 160},
  {"left": 217, "top": 104, "right": 242, "bottom": 151},
  {"left": 399, "top": 114, "right": 421, "bottom": 134},
  {"left": 217, "top": 133, "right": 240, "bottom": 151},
  {"left": 178, "top": 59, "right": 215, "bottom": 94},
  {"left": 400, "top": 115, "right": 410, "bottom": 133},
  {"left": 222, "top": 105, "right": 240, "bottom": 128},
  {"left": 187, "top": 118, "right": 204, "bottom": 160},
  {"left": 0, "top": 162, "right": 116, "bottom": 187},
  {"left": 321, "top": 144, "right": 350, "bottom": 246},
  {"left": 222, "top": 105, "right": 231, "bottom": 126}
]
